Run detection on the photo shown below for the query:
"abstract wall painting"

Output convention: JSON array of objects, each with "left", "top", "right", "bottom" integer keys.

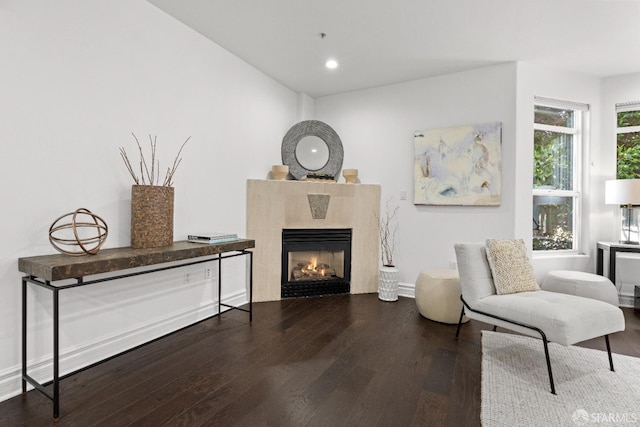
[{"left": 414, "top": 122, "right": 502, "bottom": 206}]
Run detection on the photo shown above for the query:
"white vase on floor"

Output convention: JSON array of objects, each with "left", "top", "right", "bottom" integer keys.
[{"left": 379, "top": 266, "right": 399, "bottom": 301}]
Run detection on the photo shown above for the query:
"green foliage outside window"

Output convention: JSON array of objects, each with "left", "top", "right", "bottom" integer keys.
[
  {"left": 534, "top": 133, "right": 556, "bottom": 186},
  {"left": 617, "top": 140, "right": 640, "bottom": 179},
  {"left": 534, "top": 130, "right": 571, "bottom": 189},
  {"left": 616, "top": 111, "right": 640, "bottom": 179},
  {"left": 617, "top": 111, "right": 640, "bottom": 127}
]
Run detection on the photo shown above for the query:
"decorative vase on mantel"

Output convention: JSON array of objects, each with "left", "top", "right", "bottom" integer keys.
[
  {"left": 379, "top": 265, "right": 399, "bottom": 302},
  {"left": 130, "top": 185, "right": 174, "bottom": 249}
]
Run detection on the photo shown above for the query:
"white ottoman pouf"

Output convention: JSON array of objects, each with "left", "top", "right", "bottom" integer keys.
[
  {"left": 415, "top": 270, "right": 469, "bottom": 324},
  {"left": 541, "top": 270, "right": 619, "bottom": 306}
]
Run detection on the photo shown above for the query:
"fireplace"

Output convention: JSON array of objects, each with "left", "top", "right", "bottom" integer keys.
[
  {"left": 247, "top": 180, "right": 380, "bottom": 302},
  {"left": 281, "top": 228, "right": 352, "bottom": 298}
]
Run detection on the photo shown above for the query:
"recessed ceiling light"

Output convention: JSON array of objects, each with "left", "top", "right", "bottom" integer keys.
[{"left": 326, "top": 59, "right": 338, "bottom": 69}]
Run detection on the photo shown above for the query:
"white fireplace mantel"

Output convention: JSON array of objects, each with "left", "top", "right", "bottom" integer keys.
[{"left": 247, "top": 179, "right": 381, "bottom": 302}]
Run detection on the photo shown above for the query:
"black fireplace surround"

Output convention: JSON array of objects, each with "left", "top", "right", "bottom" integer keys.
[{"left": 281, "top": 228, "right": 352, "bottom": 298}]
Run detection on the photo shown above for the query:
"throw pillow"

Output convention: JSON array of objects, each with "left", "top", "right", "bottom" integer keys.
[{"left": 485, "top": 239, "right": 539, "bottom": 295}]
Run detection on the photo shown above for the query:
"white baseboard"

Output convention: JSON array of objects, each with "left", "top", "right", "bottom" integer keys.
[
  {"left": 619, "top": 293, "right": 635, "bottom": 308},
  {"left": 398, "top": 281, "right": 415, "bottom": 298},
  {"left": 0, "top": 291, "right": 247, "bottom": 404}
]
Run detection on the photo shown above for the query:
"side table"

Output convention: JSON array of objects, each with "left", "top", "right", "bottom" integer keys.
[
  {"left": 18, "top": 239, "right": 254, "bottom": 421},
  {"left": 596, "top": 241, "right": 640, "bottom": 284}
]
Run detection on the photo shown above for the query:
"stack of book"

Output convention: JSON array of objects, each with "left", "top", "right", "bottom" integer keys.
[{"left": 187, "top": 232, "right": 239, "bottom": 244}]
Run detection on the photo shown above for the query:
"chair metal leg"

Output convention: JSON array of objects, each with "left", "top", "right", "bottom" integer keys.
[
  {"left": 455, "top": 306, "right": 465, "bottom": 338},
  {"left": 605, "top": 335, "right": 615, "bottom": 371},
  {"left": 542, "top": 336, "right": 556, "bottom": 394}
]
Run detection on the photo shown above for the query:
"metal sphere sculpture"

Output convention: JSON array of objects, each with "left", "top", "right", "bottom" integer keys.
[{"left": 49, "top": 208, "right": 108, "bottom": 256}]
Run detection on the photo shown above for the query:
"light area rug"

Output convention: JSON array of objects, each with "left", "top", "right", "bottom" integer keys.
[{"left": 481, "top": 331, "right": 640, "bottom": 427}]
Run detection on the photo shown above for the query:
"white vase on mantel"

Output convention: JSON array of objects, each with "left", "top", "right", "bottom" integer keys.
[{"left": 379, "top": 266, "right": 399, "bottom": 302}]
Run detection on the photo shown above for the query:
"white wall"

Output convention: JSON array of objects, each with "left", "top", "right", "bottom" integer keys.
[
  {"left": 314, "top": 63, "right": 518, "bottom": 287},
  {"left": 0, "top": 0, "right": 297, "bottom": 401},
  {"left": 314, "top": 63, "right": 623, "bottom": 293}
]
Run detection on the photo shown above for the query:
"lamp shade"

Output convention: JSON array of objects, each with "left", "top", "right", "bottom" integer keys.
[{"left": 605, "top": 179, "right": 640, "bottom": 205}]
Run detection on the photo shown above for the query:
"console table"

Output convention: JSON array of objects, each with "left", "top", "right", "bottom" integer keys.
[
  {"left": 596, "top": 241, "right": 640, "bottom": 284},
  {"left": 18, "top": 239, "right": 254, "bottom": 420}
]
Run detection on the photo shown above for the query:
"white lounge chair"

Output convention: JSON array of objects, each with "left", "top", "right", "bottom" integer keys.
[{"left": 454, "top": 242, "right": 626, "bottom": 394}]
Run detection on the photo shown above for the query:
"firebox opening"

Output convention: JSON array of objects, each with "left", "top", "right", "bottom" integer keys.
[
  {"left": 281, "top": 229, "right": 352, "bottom": 298},
  {"left": 289, "top": 250, "right": 345, "bottom": 281}
]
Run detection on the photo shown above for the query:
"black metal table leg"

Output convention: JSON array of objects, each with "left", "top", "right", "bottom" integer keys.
[
  {"left": 22, "top": 277, "right": 27, "bottom": 395},
  {"left": 218, "top": 253, "right": 222, "bottom": 316},
  {"left": 596, "top": 247, "right": 604, "bottom": 276},
  {"left": 609, "top": 248, "right": 617, "bottom": 284},
  {"left": 53, "top": 285, "right": 60, "bottom": 420},
  {"left": 249, "top": 251, "right": 253, "bottom": 322}
]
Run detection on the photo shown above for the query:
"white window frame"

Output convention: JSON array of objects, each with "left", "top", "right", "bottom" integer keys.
[
  {"left": 616, "top": 102, "right": 640, "bottom": 141},
  {"left": 532, "top": 97, "right": 586, "bottom": 254}
]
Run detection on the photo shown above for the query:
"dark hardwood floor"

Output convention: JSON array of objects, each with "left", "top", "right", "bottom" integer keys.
[{"left": 1, "top": 294, "right": 639, "bottom": 426}]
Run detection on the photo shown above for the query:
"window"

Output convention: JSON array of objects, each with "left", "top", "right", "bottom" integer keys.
[
  {"left": 532, "top": 97, "right": 587, "bottom": 252},
  {"left": 615, "top": 103, "right": 640, "bottom": 243},
  {"left": 616, "top": 102, "right": 640, "bottom": 179}
]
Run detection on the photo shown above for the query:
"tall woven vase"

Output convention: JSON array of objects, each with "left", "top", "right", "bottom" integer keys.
[{"left": 130, "top": 185, "right": 174, "bottom": 249}]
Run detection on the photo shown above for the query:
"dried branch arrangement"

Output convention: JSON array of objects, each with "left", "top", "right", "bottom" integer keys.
[
  {"left": 119, "top": 133, "right": 190, "bottom": 186},
  {"left": 377, "top": 197, "right": 399, "bottom": 267}
]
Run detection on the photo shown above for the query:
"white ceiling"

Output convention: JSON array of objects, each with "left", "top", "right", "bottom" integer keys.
[{"left": 147, "top": 0, "right": 640, "bottom": 98}]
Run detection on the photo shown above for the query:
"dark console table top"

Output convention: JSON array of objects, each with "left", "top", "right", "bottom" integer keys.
[{"left": 18, "top": 239, "right": 255, "bottom": 281}]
